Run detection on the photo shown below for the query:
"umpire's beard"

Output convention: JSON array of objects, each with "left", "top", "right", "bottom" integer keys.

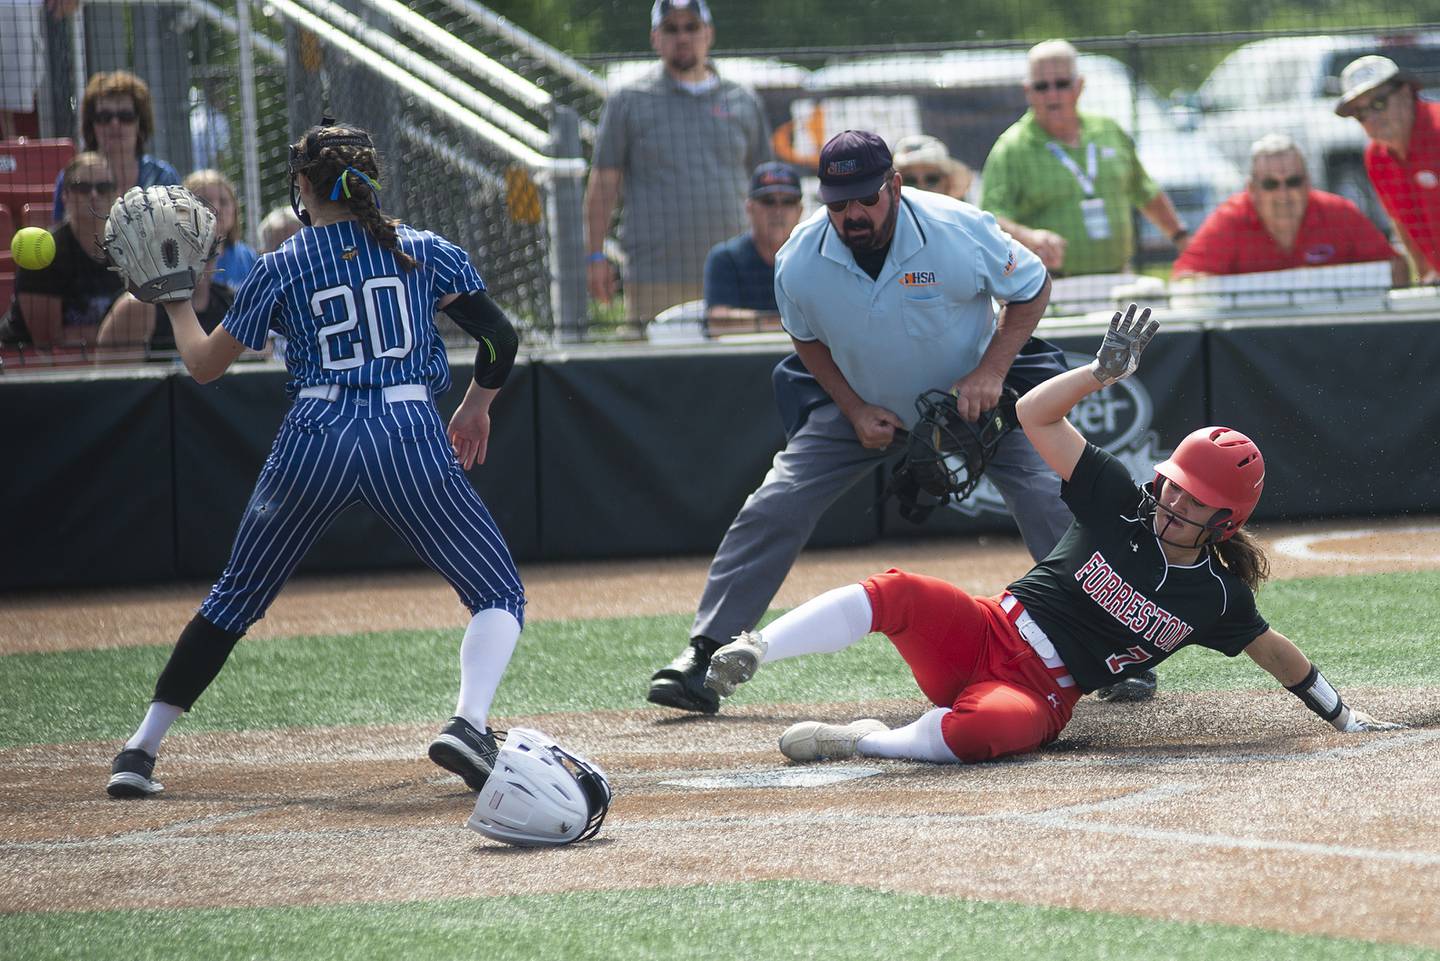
[{"left": 840, "top": 196, "right": 900, "bottom": 252}]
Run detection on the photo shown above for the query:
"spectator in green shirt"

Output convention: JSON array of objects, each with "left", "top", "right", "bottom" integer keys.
[{"left": 981, "top": 39, "right": 1190, "bottom": 277}]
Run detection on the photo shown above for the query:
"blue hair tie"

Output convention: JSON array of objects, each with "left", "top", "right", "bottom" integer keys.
[{"left": 330, "top": 166, "right": 381, "bottom": 200}]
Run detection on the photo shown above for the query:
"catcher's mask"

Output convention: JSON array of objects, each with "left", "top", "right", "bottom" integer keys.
[
  {"left": 1150, "top": 426, "right": 1265, "bottom": 546},
  {"left": 288, "top": 116, "right": 375, "bottom": 226},
  {"left": 885, "top": 387, "right": 1019, "bottom": 524},
  {"left": 466, "top": 728, "right": 613, "bottom": 847}
]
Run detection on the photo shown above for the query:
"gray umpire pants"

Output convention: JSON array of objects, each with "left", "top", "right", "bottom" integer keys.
[{"left": 690, "top": 402, "right": 1075, "bottom": 644}]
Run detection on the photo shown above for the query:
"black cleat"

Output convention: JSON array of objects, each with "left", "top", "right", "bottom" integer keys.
[
  {"left": 428, "top": 716, "right": 500, "bottom": 791},
  {"left": 107, "top": 748, "right": 164, "bottom": 798},
  {"left": 647, "top": 639, "right": 721, "bottom": 714}
]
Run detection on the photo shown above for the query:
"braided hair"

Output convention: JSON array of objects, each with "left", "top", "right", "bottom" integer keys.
[{"left": 290, "top": 123, "right": 418, "bottom": 271}]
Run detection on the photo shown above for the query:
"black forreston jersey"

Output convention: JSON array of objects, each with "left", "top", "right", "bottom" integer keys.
[{"left": 1007, "top": 443, "right": 1268, "bottom": 692}]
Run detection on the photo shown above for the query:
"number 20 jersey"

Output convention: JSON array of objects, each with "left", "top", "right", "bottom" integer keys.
[
  {"left": 223, "top": 220, "right": 484, "bottom": 397},
  {"left": 1007, "top": 443, "right": 1268, "bottom": 693}
]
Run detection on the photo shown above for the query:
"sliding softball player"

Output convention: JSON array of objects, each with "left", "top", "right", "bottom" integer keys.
[{"left": 704, "top": 305, "right": 1404, "bottom": 764}]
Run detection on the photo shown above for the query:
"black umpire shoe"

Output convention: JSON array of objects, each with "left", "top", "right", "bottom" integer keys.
[
  {"left": 107, "top": 748, "right": 165, "bottom": 798},
  {"left": 1094, "top": 669, "right": 1159, "bottom": 703},
  {"left": 428, "top": 716, "right": 500, "bottom": 791},
  {"left": 647, "top": 637, "right": 721, "bottom": 714}
]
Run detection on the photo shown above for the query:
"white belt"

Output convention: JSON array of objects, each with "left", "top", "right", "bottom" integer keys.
[
  {"left": 1000, "top": 592, "right": 1076, "bottom": 688},
  {"left": 298, "top": 384, "right": 429, "bottom": 403}
]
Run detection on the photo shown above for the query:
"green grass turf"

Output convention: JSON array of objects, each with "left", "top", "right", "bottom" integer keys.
[
  {"left": 2, "top": 571, "right": 1437, "bottom": 750},
  {"left": 1, "top": 882, "right": 1436, "bottom": 961}
]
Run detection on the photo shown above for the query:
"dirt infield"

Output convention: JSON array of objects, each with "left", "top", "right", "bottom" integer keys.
[{"left": 2, "top": 518, "right": 1438, "bottom": 947}]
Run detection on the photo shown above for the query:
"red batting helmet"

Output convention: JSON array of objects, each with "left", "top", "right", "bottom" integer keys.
[{"left": 1154, "top": 427, "right": 1265, "bottom": 542}]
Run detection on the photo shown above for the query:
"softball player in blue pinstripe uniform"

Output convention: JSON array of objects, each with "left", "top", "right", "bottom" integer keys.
[{"left": 108, "top": 122, "right": 525, "bottom": 798}]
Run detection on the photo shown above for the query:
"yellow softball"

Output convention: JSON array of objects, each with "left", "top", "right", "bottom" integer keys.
[{"left": 11, "top": 226, "right": 56, "bottom": 271}]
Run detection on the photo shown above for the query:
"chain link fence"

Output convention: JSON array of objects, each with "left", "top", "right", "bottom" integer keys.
[{"left": 4, "top": 1, "right": 1440, "bottom": 358}]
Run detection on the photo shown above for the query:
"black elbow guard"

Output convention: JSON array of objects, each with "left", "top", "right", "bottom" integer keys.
[{"left": 443, "top": 291, "right": 518, "bottom": 389}]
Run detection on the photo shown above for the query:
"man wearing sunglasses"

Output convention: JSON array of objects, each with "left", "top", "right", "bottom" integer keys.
[
  {"left": 702, "top": 162, "right": 804, "bottom": 333},
  {"left": 585, "top": 0, "right": 771, "bottom": 333},
  {"left": 981, "top": 39, "right": 1189, "bottom": 278},
  {"left": 893, "top": 134, "right": 973, "bottom": 203},
  {"left": 1336, "top": 55, "right": 1440, "bottom": 282},
  {"left": 647, "top": 129, "right": 1074, "bottom": 715},
  {"left": 1173, "top": 134, "right": 1405, "bottom": 284}
]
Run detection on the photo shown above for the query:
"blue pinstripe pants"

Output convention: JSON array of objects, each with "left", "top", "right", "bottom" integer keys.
[{"left": 199, "top": 390, "right": 525, "bottom": 633}]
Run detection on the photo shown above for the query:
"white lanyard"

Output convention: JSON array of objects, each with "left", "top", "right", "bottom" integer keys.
[{"left": 1046, "top": 141, "right": 1097, "bottom": 197}]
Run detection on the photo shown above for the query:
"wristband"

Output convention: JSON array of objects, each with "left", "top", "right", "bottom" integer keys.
[
  {"left": 1286, "top": 664, "right": 1345, "bottom": 725},
  {"left": 587, "top": 251, "right": 607, "bottom": 263},
  {"left": 1170, "top": 228, "right": 1189, "bottom": 244}
]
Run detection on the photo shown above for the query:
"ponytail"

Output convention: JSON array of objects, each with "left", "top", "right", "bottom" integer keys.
[{"left": 1211, "top": 526, "right": 1270, "bottom": 592}]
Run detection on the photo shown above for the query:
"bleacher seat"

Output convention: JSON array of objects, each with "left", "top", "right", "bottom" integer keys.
[
  {"left": 0, "top": 204, "right": 12, "bottom": 245},
  {"left": 0, "top": 138, "right": 73, "bottom": 231},
  {"left": 20, "top": 203, "right": 53, "bottom": 228},
  {"left": 0, "top": 138, "right": 74, "bottom": 191},
  {"left": 0, "top": 270, "right": 13, "bottom": 315}
]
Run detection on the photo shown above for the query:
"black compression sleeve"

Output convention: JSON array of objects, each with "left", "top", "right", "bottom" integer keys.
[
  {"left": 442, "top": 291, "right": 518, "bottom": 389},
  {"left": 153, "top": 614, "right": 245, "bottom": 710}
]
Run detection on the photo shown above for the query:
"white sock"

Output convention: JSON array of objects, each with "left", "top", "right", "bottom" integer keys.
[
  {"left": 124, "top": 701, "right": 184, "bottom": 756},
  {"left": 757, "top": 583, "right": 875, "bottom": 663},
  {"left": 857, "top": 707, "right": 961, "bottom": 764},
  {"left": 455, "top": 609, "right": 521, "bottom": 730}
]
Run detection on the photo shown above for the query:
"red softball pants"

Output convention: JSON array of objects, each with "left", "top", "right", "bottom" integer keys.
[{"left": 862, "top": 569, "right": 1082, "bottom": 762}]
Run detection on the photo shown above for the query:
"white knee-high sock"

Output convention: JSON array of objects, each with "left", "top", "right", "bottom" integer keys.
[
  {"left": 455, "top": 609, "right": 521, "bottom": 730},
  {"left": 124, "top": 701, "right": 184, "bottom": 756},
  {"left": 857, "top": 707, "right": 961, "bottom": 764},
  {"left": 758, "top": 583, "right": 875, "bottom": 663}
]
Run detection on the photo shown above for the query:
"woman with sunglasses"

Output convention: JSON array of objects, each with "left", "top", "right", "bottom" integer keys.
[
  {"left": 51, "top": 70, "right": 179, "bottom": 224},
  {"left": 0, "top": 151, "right": 124, "bottom": 353},
  {"left": 702, "top": 305, "right": 1405, "bottom": 765},
  {"left": 1172, "top": 134, "right": 1406, "bottom": 285}
]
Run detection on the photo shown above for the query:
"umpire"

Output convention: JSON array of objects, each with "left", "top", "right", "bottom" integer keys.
[{"left": 648, "top": 130, "right": 1076, "bottom": 714}]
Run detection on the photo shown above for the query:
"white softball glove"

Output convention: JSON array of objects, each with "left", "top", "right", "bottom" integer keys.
[{"left": 104, "top": 185, "right": 218, "bottom": 303}]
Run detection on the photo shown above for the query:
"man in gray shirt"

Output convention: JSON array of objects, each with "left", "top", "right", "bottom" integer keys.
[{"left": 584, "top": 0, "right": 772, "bottom": 331}]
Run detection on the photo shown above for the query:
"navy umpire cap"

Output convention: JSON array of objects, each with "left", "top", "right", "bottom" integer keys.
[
  {"left": 817, "top": 130, "right": 893, "bottom": 204},
  {"left": 749, "top": 161, "right": 802, "bottom": 199},
  {"left": 651, "top": 0, "right": 711, "bottom": 27}
]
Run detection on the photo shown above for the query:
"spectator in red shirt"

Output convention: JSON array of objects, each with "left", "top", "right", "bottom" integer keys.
[
  {"left": 1336, "top": 55, "right": 1440, "bottom": 282},
  {"left": 1173, "top": 134, "right": 1407, "bottom": 286}
]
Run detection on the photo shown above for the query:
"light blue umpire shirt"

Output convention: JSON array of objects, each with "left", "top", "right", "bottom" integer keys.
[{"left": 775, "top": 187, "right": 1047, "bottom": 431}]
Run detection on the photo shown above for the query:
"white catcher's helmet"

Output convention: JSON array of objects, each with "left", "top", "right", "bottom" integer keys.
[{"left": 466, "top": 728, "right": 613, "bottom": 847}]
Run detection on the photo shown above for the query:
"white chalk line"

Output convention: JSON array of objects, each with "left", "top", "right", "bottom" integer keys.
[{"left": 1271, "top": 523, "right": 1440, "bottom": 563}]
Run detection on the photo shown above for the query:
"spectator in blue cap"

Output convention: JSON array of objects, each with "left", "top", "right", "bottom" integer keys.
[{"left": 702, "top": 161, "right": 804, "bottom": 333}]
